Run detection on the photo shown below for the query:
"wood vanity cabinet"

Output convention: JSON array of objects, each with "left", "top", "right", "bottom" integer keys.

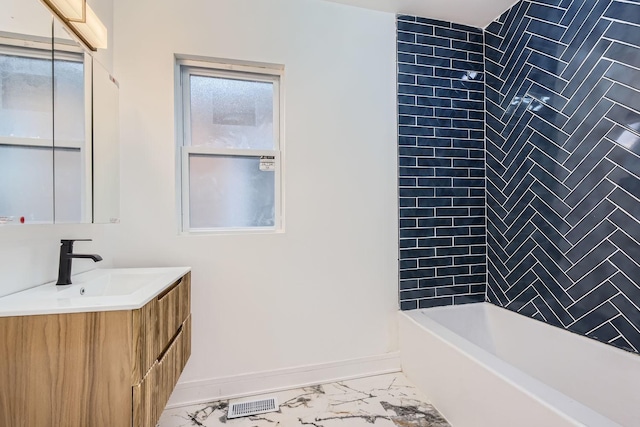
[{"left": 0, "top": 271, "right": 191, "bottom": 427}]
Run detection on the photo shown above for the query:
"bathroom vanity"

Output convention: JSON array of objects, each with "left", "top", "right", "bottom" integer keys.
[{"left": 0, "top": 267, "right": 191, "bottom": 427}]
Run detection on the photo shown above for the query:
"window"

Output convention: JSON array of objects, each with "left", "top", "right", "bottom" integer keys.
[{"left": 177, "top": 59, "right": 283, "bottom": 232}]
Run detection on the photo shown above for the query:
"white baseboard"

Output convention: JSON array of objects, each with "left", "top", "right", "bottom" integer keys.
[{"left": 166, "top": 352, "right": 401, "bottom": 409}]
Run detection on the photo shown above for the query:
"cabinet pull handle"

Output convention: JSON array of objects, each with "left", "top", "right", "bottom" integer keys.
[
  {"left": 157, "top": 323, "right": 183, "bottom": 362},
  {"left": 157, "top": 277, "right": 182, "bottom": 301}
]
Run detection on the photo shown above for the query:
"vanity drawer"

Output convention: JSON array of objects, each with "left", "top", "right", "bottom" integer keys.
[
  {"left": 132, "top": 365, "right": 154, "bottom": 427},
  {"left": 132, "top": 272, "right": 191, "bottom": 384},
  {"left": 133, "top": 315, "right": 191, "bottom": 427},
  {"left": 157, "top": 314, "right": 191, "bottom": 416},
  {"left": 157, "top": 274, "right": 191, "bottom": 356}
]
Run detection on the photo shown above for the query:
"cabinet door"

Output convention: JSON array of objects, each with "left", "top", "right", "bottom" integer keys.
[{"left": 0, "top": 311, "right": 132, "bottom": 427}]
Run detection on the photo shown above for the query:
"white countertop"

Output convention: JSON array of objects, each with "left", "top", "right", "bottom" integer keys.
[{"left": 0, "top": 267, "right": 191, "bottom": 317}]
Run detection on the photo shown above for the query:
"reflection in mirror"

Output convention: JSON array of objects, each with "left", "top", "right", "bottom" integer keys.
[{"left": 0, "top": 0, "right": 54, "bottom": 224}]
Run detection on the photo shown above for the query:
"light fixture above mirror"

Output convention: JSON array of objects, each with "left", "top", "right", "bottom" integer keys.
[
  {"left": 42, "top": 0, "right": 85, "bottom": 22},
  {"left": 40, "top": 0, "right": 107, "bottom": 50},
  {"left": 68, "top": 5, "right": 107, "bottom": 50}
]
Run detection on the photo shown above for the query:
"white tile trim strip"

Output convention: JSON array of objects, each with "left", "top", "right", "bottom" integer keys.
[{"left": 166, "top": 352, "right": 401, "bottom": 409}]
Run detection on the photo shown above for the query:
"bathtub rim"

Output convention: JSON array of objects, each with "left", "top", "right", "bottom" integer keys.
[{"left": 400, "top": 303, "right": 622, "bottom": 427}]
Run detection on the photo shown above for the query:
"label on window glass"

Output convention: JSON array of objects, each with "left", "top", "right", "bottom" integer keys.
[{"left": 259, "top": 156, "right": 276, "bottom": 171}]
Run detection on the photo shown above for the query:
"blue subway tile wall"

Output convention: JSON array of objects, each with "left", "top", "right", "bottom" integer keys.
[
  {"left": 398, "top": 16, "right": 486, "bottom": 310},
  {"left": 485, "top": 0, "right": 640, "bottom": 353}
]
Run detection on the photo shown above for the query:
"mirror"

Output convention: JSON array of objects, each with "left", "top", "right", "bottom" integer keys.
[{"left": 0, "top": 0, "right": 119, "bottom": 225}]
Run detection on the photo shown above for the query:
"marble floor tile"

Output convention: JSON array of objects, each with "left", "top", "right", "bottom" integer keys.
[{"left": 159, "top": 372, "right": 450, "bottom": 427}]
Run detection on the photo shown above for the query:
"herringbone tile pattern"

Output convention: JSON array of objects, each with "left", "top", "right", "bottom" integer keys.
[{"left": 485, "top": 0, "right": 640, "bottom": 353}]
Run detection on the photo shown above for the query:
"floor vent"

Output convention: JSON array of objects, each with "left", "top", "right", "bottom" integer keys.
[{"left": 227, "top": 397, "right": 279, "bottom": 419}]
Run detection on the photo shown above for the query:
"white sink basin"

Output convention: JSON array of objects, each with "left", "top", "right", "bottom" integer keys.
[
  {"left": 0, "top": 267, "right": 191, "bottom": 317},
  {"left": 55, "top": 272, "right": 167, "bottom": 298}
]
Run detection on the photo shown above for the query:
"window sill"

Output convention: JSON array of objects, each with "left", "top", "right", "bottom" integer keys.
[{"left": 179, "top": 227, "right": 284, "bottom": 237}]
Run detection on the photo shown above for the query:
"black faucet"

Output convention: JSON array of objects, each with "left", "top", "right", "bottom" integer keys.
[{"left": 56, "top": 239, "right": 103, "bottom": 286}]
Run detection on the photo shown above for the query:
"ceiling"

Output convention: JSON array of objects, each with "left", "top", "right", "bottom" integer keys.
[{"left": 322, "top": 0, "right": 520, "bottom": 29}]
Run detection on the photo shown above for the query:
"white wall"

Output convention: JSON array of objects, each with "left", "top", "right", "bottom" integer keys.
[
  {"left": 87, "top": 0, "right": 114, "bottom": 71},
  {"left": 0, "top": 0, "right": 115, "bottom": 298},
  {"left": 324, "top": 0, "right": 518, "bottom": 28},
  {"left": 112, "top": 0, "right": 398, "bottom": 397},
  {"left": 0, "top": 225, "right": 111, "bottom": 297},
  {"left": 2, "top": 0, "right": 52, "bottom": 39}
]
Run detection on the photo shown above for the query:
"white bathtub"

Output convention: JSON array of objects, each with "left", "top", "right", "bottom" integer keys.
[{"left": 398, "top": 303, "right": 640, "bottom": 427}]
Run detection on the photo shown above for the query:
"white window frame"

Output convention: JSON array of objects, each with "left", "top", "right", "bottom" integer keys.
[{"left": 176, "top": 58, "right": 284, "bottom": 234}]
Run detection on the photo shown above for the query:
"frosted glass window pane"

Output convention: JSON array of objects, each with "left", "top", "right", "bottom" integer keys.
[
  {"left": 189, "top": 76, "right": 274, "bottom": 149},
  {"left": 54, "top": 148, "right": 82, "bottom": 223},
  {"left": 189, "top": 155, "right": 275, "bottom": 228},
  {"left": 0, "top": 53, "right": 53, "bottom": 141},
  {"left": 0, "top": 145, "right": 53, "bottom": 223},
  {"left": 53, "top": 59, "right": 85, "bottom": 143}
]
